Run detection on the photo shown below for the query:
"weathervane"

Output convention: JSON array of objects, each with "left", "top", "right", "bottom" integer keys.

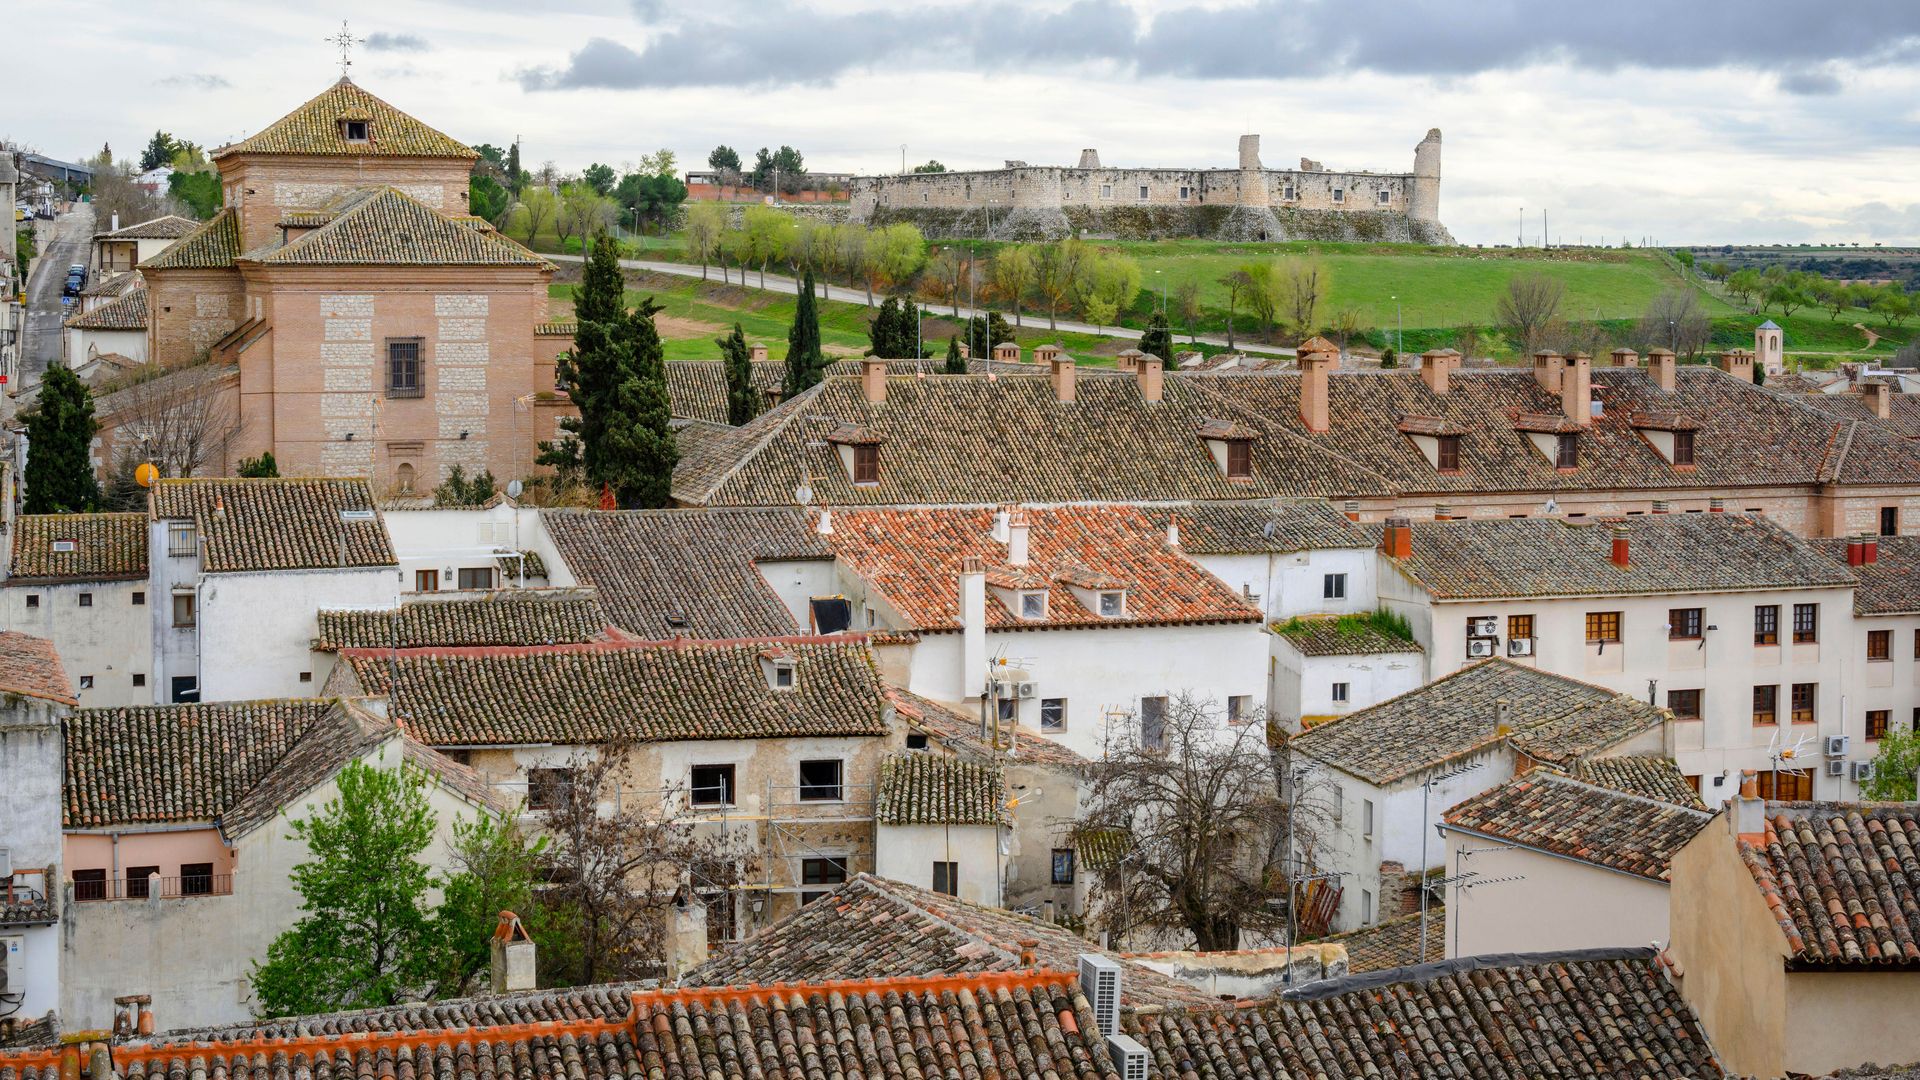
[{"left": 326, "top": 20, "right": 364, "bottom": 77}]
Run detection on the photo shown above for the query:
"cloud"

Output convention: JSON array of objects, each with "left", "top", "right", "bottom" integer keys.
[
  {"left": 1779, "top": 70, "right": 1843, "bottom": 96},
  {"left": 367, "top": 31, "right": 432, "bottom": 52},
  {"left": 158, "top": 73, "right": 231, "bottom": 89}
]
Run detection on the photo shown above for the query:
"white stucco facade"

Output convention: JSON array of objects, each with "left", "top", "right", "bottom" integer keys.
[
  {"left": 384, "top": 503, "right": 560, "bottom": 593},
  {"left": 1, "top": 579, "right": 151, "bottom": 707},
  {"left": 0, "top": 695, "right": 69, "bottom": 1024},
  {"left": 1191, "top": 547, "right": 1378, "bottom": 623},
  {"left": 1271, "top": 638, "right": 1425, "bottom": 730},
  {"left": 874, "top": 822, "right": 1001, "bottom": 906},
  {"left": 195, "top": 568, "right": 397, "bottom": 702},
  {"left": 1438, "top": 831, "right": 1673, "bottom": 958}
]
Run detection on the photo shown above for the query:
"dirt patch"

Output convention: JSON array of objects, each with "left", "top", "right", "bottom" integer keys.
[
  {"left": 657, "top": 314, "right": 727, "bottom": 339},
  {"left": 1855, "top": 322, "right": 1883, "bottom": 349}
]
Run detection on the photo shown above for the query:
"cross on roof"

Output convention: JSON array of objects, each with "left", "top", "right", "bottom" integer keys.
[{"left": 325, "top": 20, "right": 365, "bottom": 77}]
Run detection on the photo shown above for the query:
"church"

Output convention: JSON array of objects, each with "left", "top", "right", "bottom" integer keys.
[{"left": 126, "top": 77, "right": 574, "bottom": 493}]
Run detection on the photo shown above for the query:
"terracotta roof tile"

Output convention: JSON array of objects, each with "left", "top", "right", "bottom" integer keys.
[
  {"left": 314, "top": 589, "right": 611, "bottom": 649},
  {"left": 8, "top": 512, "right": 147, "bottom": 583},
  {"left": 61, "top": 287, "right": 146, "bottom": 330},
  {"left": 0, "top": 631, "right": 75, "bottom": 707},
  {"left": 1274, "top": 614, "right": 1423, "bottom": 656},
  {"left": 1571, "top": 755, "right": 1709, "bottom": 808},
  {"left": 1156, "top": 499, "right": 1367, "bottom": 554},
  {"left": 885, "top": 686, "right": 1084, "bottom": 766},
  {"left": 97, "top": 214, "right": 200, "bottom": 240},
  {"left": 875, "top": 753, "right": 1006, "bottom": 825},
  {"left": 1444, "top": 772, "right": 1713, "bottom": 880},
  {"left": 1310, "top": 908, "right": 1443, "bottom": 971},
  {"left": 664, "top": 359, "right": 1011, "bottom": 424},
  {"left": 250, "top": 188, "right": 550, "bottom": 268},
  {"left": 149, "top": 477, "right": 395, "bottom": 572},
  {"left": 1743, "top": 802, "right": 1920, "bottom": 966},
  {"left": 139, "top": 207, "right": 241, "bottom": 270},
  {"left": 213, "top": 79, "right": 475, "bottom": 160},
  {"left": 1810, "top": 534, "right": 1920, "bottom": 615}
]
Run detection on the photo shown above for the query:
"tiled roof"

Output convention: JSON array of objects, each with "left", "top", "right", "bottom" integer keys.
[
  {"left": 139, "top": 207, "right": 241, "bottom": 270},
  {"left": 1387, "top": 513, "right": 1855, "bottom": 599},
  {"left": 214, "top": 78, "right": 475, "bottom": 160},
  {"left": 94, "top": 363, "right": 236, "bottom": 421},
  {"left": 1156, "top": 499, "right": 1368, "bottom": 553},
  {"left": 684, "top": 872, "right": 1211, "bottom": 1005},
  {"left": 1810, "top": 535, "right": 1920, "bottom": 615},
  {"left": 0, "top": 1012, "right": 56, "bottom": 1049},
  {"left": 62, "top": 700, "right": 341, "bottom": 827},
  {"left": 1790, "top": 384, "right": 1920, "bottom": 439},
  {"left": 532, "top": 320, "right": 576, "bottom": 337},
  {"left": 1274, "top": 615, "right": 1423, "bottom": 656},
  {"left": 664, "top": 359, "right": 1009, "bottom": 424},
  {"left": 0, "top": 892, "right": 53, "bottom": 928},
  {"left": 0, "top": 631, "right": 75, "bottom": 707},
  {"left": 1743, "top": 802, "right": 1920, "bottom": 966},
  {"left": 61, "top": 286, "right": 146, "bottom": 330},
  {"left": 1190, "top": 365, "right": 1920, "bottom": 493},
  {"left": 155, "top": 982, "right": 646, "bottom": 1040},
  {"left": 341, "top": 637, "right": 888, "bottom": 747},
  {"left": 79, "top": 270, "right": 141, "bottom": 299},
  {"left": 1571, "top": 755, "right": 1708, "bottom": 809},
  {"left": 216, "top": 703, "right": 395, "bottom": 839},
  {"left": 875, "top": 753, "right": 1006, "bottom": 825},
  {"left": 541, "top": 508, "right": 830, "bottom": 639},
  {"left": 98, "top": 214, "right": 200, "bottom": 240},
  {"left": 1292, "top": 659, "right": 1664, "bottom": 785},
  {"left": 149, "top": 477, "right": 396, "bottom": 572},
  {"left": 674, "top": 371, "right": 1395, "bottom": 506},
  {"left": 885, "top": 686, "right": 1084, "bottom": 767},
  {"left": 8, "top": 512, "right": 147, "bottom": 583},
  {"left": 826, "top": 506, "right": 1261, "bottom": 631},
  {"left": 1443, "top": 772, "right": 1713, "bottom": 881},
  {"left": 249, "top": 187, "right": 550, "bottom": 268},
  {"left": 314, "top": 589, "right": 611, "bottom": 649},
  {"left": 1310, "top": 909, "right": 1443, "bottom": 972}
]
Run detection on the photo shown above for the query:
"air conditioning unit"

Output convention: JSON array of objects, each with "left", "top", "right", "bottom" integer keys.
[
  {"left": 1506, "top": 638, "right": 1533, "bottom": 657},
  {"left": 1826, "top": 759, "right": 1846, "bottom": 778},
  {"left": 1853, "top": 761, "right": 1876, "bottom": 783},
  {"left": 1824, "top": 735, "right": 1850, "bottom": 758},
  {"left": 1469, "top": 618, "right": 1498, "bottom": 638},
  {"left": 1467, "top": 639, "right": 1495, "bottom": 658},
  {"left": 1079, "top": 954, "right": 1121, "bottom": 1037},
  {"left": 1015, "top": 680, "right": 1039, "bottom": 699},
  {"left": 1, "top": 935, "right": 22, "bottom": 998},
  {"left": 1106, "top": 1033, "right": 1149, "bottom": 1080}
]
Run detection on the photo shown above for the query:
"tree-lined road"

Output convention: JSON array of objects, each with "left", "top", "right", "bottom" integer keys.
[{"left": 21, "top": 204, "right": 94, "bottom": 391}]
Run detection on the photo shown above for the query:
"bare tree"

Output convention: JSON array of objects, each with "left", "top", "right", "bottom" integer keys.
[
  {"left": 100, "top": 366, "right": 241, "bottom": 480},
  {"left": 1275, "top": 257, "right": 1326, "bottom": 336},
  {"left": 1072, "top": 695, "right": 1309, "bottom": 951},
  {"left": 929, "top": 246, "right": 967, "bottom": 317},
  {"left": 1632, "top": 289, "right": 1712, "bottom": 360},
  {"left": 1174, "top": 279, "right": 1202, "bottom": 343},
  {"left": 1218, "top": 270, "right": 1252, "bottom": 349},
  {"left": 1453, "top": 322, "right": 1483, "bottom": 362},
  {"left": 1496, "top": 272, "right": 1567, "bottom": 357}
]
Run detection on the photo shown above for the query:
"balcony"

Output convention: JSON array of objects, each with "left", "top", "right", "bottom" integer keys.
[{"left": 70, "top": 872, "right": 233, "bottom": 902}]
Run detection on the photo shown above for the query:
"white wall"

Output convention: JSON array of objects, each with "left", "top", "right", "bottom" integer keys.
[
  {"left": 197, "top": 568, "right": 397, "bottom": 702},
  {"left": 384, "top": 504, "right": 557, "bottom": 592},
  {"left": 1441, "top": 832, "right": 1672, "bottom": 958},
  {"left": 64, "top": 326, "right": 147, "bottom": 367},
  {"left": 149, "top": 520, "right": 201, "bottom": 702},
  {"left": 1839, "top": 611, "right": 1920, "bottom": 797},
  {"left": 1192, "top": 547, "right": 1377, "bottom": 622},
  {"left": 2, "top": 580, "right": 150, "bottom": 706},
  {"left": 0, "top": 697, "right": 67, "bottom": 1021},
  {"left": 758, "top": 558, "right": 844, "bottom": 633},
  {"left": 1271, "top": 638, "right": 1424, "bottom": 730},
  {"left": 874, "top": 822, "right": 1001, "bottom": 906}
]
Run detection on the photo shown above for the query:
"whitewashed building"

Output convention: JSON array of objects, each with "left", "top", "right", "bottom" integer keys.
[
  {"left": 1, "top": 514, "right": 152, "bottom": 707},
  {"left": 0, "top": 632, "right": 78, "bottom": 1030},
  {"left": 382, "top": 496, "right": 561, "bottom": 595}
]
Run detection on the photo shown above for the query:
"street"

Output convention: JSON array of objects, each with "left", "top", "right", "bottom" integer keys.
[{"left": 21, "top": 202, "right": 93, "bottom": 393}]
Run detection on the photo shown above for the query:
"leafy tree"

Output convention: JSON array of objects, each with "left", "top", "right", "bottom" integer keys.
[
  {"left": 638, "top": 149, "right": 676, "bottom": 178},
  {"left": 741, "top": 206, "right": 793, "bottom": 289},
  {"left": 627, "top": 173, "right": 687, "bottom": 234},
  {"left": 431, "top": 813, "right": 544, "bottom": 998},
  {"left": 512, "top": 186, "right": 558, "bottom": 246},
  {"left": 944, "top": 334, "right": 966, "bottom": 374},
  {"left": 556, "top": 184, "right": 616, "bottom": 251},
  {"left": 683, "top": 202, "right": 726, "bottom": 280},
  {"left": 581, "top": 163, "right": 617, "bottom": 196},
  {"left": 505, "top": 141, "right": 523, "bottom": 194},
  {"left": 1237, "top": 261, "right": 1278, "bottom": 336},
  {"left": 1381, "top": 347, "right": 1398, "bottom": 368},
  {"left": 717, "top": 323, "right": 758, "bottom": 425},
  {"left": 598, "top": 319, "right": 677, "bottom": 509},
  {"left": 573, "top": 235, "right": 627, "bottom": 326},
  {"left": 991, "top": 246, "right": 1037, "bottom": 328},
  {"left": 1035, "top": 240, "right": 1091, "bottom": 331},
  {"left": 1764, "top": 283, "right": 1810, "bottom": 318},
  {"left": 1872, "top": 287, "right": 1912, "bottom": 328},
  {"left": 911, "top": 160, "right": 947, "bottom": 173},
  {"left": 23, "top": 366, "right": 101, "bottom": 514},
  {"left": 784, "top": 270, "right": 828, "bottom": 396},
  {"left": 237, "top": 451, "right": 279, "bottom": 478},
  {"left": 867, "top": 295, "right": 910, "bottom": 358},
  {"left": 1863, "top": 728, "right": 1920, "bottom": 800},
  {"left": 707, "top": 145, "right": 741, "bottom": 176},
  {"left": 1725, "top": 268, "right": 1763, "bottom": 310},
  {"left": 473, "top": 143, "right": 508, "bottom": 173},
  {"left": 750, "top": 146, "right": 807, "bottom": 193},
  {"left": 468, "top": 173, "right": 509, "bottom": 225},
  {"left": 433, "top": 465, "right": 498, "bottom": 507},
  {"left": 167, "top": 170, "right": 222, "bottom": 220},
  {"left": 965, "top": 312, "right": 1013, "bottom": 360},
  {"left": 139, "top": 131, "right": 180, "bottom": 173},
  {"left": 1673, "top": 249, "right": 1695, "bottom": 273},
  {"left": 1174, "top": 279, "right": 1202, "bottom": 343},
  {"left": 1495, "top": 272, "right": 1566, "bottom": 357},
  {"left": 1138, "top": 311, "right": 1174, "bottom": 364},
  {"left": 251, "top": 762, "right": 441, "bottom": 1016},
  {"left": 1083, "top": 251, "right": 1141, "bottom": 331}
]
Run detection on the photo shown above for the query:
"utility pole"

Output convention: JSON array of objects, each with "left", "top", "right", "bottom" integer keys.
[
  {"left": 900, "top": 144, "right": 907, "bottom": 175},
  {"left": 1518, "top": 207, "right": 1524, "bottom": 248}
]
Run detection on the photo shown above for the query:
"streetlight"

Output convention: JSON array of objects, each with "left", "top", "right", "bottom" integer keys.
[
  {"left": 1518, "top": 207, "right": 1524, "bottom": 248},
  {"left": 1418, "top": 759, "right": 1485, "bottom": 960},
  {"left": 1390, "top": 294, "right": 1403, "bottom": 359},
  {"left": 1155, "top": 269, "right": 1166, "bottom": 316}
]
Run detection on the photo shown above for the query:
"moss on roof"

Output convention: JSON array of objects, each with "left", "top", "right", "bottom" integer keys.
[{"left": 214, "top": 78, "right": 475, "bottom": 160}]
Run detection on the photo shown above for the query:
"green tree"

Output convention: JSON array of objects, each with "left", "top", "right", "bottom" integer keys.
[
  {"left": 23, "top": 367, "right": 101, "bottom": 514},
  {"left": 506, "top": 142, "right": 523, "bottom": 194},
  {"left": 784, "top": 270, "right": 828, "bottom": 396},
  {"left": 911, "top": 160, "right": 947, "bottom": 173},
  {"left": 1725, "top": 268, "right": 1763, "bottom": 310},
  {"left": 573, "top": 232, "right": 627, "bottom": 327},
  {"left": 251, "top": 762, "right": 441, "bottom": 1016},
  {"left": 1872, "top": 286, "right": 1912, "bottom": 328},
  {"left": 1864, "top": 727, "right": 1920, "bottom": 801},
  {"left": 707, "top": 145, "right": 741, "bottom": 175},
  {"left": 683, "top": 202, "right": 727, "bottom": 280},
  {"left": 167, "top": 170, "right": 222, "bottom": 220},
  {"left": 581, "top": 163, "right": 617, "bottom": 196},
  {"left": 1036, "top": 239, "right": 1091, "bottom": 331},
  {"left": 237, "top": 451, "right": 279, "bottom": 478},
  {"left": 430, "top": 814, "right": 544, "bottom": 998},
  {"left": 717, "top": 322, "right": 758, "bottom": 425},
  {"left": 638, "top": 149, "right": 676, "bottom": 178},
  {"left": 965, "top": 312, "right": 1013, "bottom": 360},
  {"left": 991, "top": 245, "right": 1037, "bottom": 328},
  {"left": 139, "top": 131, "right": 180, "bottom": 173},
  {"left": 601, "top": 304, "right": 677, "bottom": 508},
  {"left": 1138, "top": 311, "right": 1174, "bottom": 365},
  {"left": 741, "top": 205, "right": 793, "bottom": 289},
  {"left": 433, "top": 465, "right": 498, "bottom": 507},
  {"left": 468, "top": 173, "right": 509, "bottom": 225},
  {"left": 1673, "top": 249, "right": 1695, "bottom": 273},
  {"left": 633, "top": 174, "right": 687, "bottom": 233},
  {"left": 944, "top": 334, "right": 966, "bottom": 374},
  {"left": 512, "top": 186, "right": 558, "bottom": 246}
]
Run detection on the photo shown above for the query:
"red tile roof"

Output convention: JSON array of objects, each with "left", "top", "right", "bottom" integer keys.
[
  {"left": 1741, "top": 802, "right": 1920, "bottom": 966},
  {"left": 0, "top": 632, "right": 74, "bottom": 706},
  {"left": 1444, "top": 772, "right": 1714, "bottom": 881}
]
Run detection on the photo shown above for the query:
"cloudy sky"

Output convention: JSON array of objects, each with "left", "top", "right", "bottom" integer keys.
[{"left": 16, "top": 0, "right": 1920, "bottom": 246}]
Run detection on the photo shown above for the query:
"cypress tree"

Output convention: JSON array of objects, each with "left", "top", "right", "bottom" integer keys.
[
  {"left": 717, "top": 322, "right": 758, "bottom": 425},
  {"left": 944, "top": 334, "right": 966, "bottom": 375},
  {"left": 574, "top": 234, "right": 626, "bottom": 327},
  {"left": 867, "top": 296, "right": 903, "bottom": 358},
  {"left": 1139, "top": 311, "right": 1174, "bottom": 367},
  {"left": 784, "top": 270, "right": 827, "bottom": 396},
  {"left": 602, "top": 303, "right": 677, "bottom": 508},
  {"left": 24, "top": 365, "right": 101, "bottom": 513}
]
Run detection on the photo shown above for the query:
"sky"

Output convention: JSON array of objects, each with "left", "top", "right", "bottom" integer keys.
[{"left": 13, "top": 0, "right": 1920, "bottom": 247}]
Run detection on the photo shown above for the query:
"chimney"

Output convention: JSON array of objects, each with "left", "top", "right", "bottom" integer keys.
[
  {"left": 1115, "top": 348, "right": 1141, "bottom": 373},
  {"left": 111, "top": 213, "right": 119, "bottom": 232},
  {"left": 1610, "top": 524, "right": 1630, "bottom": 569},
  {"left": 1847, "top": 535, "right": 1866, "bottom": 567},
  {"left": 1533, "top": 352, "right": 1563, "bottom": 395},
  {"left": 1165, "top": 512, "right": 1181, "bottom": 549},
  {"left": 1035, "top": 342, "right": 1064, "bottom": 366},
  {"left": 750, "top": 343, "right": 769, "bottom": 363},
  {"left": 815, "top": 507, "right": 833, "bottom": 536},
  {"left": 1343, "top": 500, "right": 1361, "bottom": 522},
  {"left": 1861, "top": 531, "right": 1879, "bottom": 565},
  {"left": 1006, "top": 512, "right": 1031, "bottom": 567},
  {"left": 1863, "top": 381, "right": 1892, "bottom": 420},
  {"left": 1018, "top": 939, "right": 1039, "bottom": 967},
  {"left": 960, "top": 557, "right": 987, "bottom": 700},
  {"left": 1136, "top": 355, "right": 1164, "bottom": 403},
  {"left": 1381, "top": 516, "right": 1412, "bottom": 559},
  {"left": 957, "top": 340, "right": 970, "bottom": 360},
  {"left": 1610, "top": 347, "right": 1639, "bottom": 367},
  {"left": 1419, "top": 349, "right": 1452, "bottom": 394},
  {"left": 1494, "top": 699, "right": 1512, "bottom": 738},
  {"left": 664, "top": 894, "right": 710, "bottom": 981},
  {"left": 1716, "top": 349, "right": 1756, "bottom": 383},
  {"left": 1051, "top": 357, "right": 1076, "bottom": 404},
  {"left": 993, "top": 341, "right": 1021, "bottom": 365},
  {"left": 1561, "top": 352, "right": 1593, "bottom": 427},
  {"left": 1733, "top": 770, "right": 1766, "bottom": 839},
  {"left": 1297, "top": 337, "right": 1338, "bottom": 433},
  {"left": 861, "top": 358, "right": 888, "bottom": 404},
  {"left": 991, "top": 506, "right": 1012, "bottom": 543},
  {"left": 490, "top": 911, "right": 537, "bottom": 993},
  {"left": 1646, "top": 348, "right": 1677, "bottom": 392}
]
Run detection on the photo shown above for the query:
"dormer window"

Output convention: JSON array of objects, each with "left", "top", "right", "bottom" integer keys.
[
  {"left": 1629, "top": 411, "right": 1700, "bottom": 469},
  {"left": 759, "top": 647, "right": 797, "bottom": 690},
  {"left": 52, "top": 539, "right": 77, "bottom": 554},
  {"left": 1098, "top": 591, "right": 1125, "bottom": 618},
  {"left": 342, "top": 120, "right": 369, "bottom": 142},
  {"left": 1225, "top": 440, "right": 1252, "bottom": 480},
  {"left": 1197, "top": 418, "right": 1259, "bottom": 482},
  {"left": 1555, "top": 434, "right": 1579, "bottom": 469},
  {"left": 853, "top": 445, "right": 879, "bottom": 485},
  {"left": 827, "top": 424, "right": 886, "bottom": 486},
  {"left": 1673, "top": 430, "right": 1695, "bottom": 466},
  {"left": 1020, "top": 592, "right": 1048, "bottom": 619},
  {"left": 1436, "top": 435, "right": 1460, "bottom": 473},
  {"left": 772, "top": 662, "right": 795, "bottom": 689}
]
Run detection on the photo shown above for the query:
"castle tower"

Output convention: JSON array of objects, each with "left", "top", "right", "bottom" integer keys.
[
  {"left": 1076, "top": 148, "right": 1102, "bottom": 169},
  {"left": 1410, "top": 128, "right": 1442, "bottom": 223},
  {"left": 1238, "top": 134, "right": 1263, "bottom": 170},
  {"left": 1238, "top": 133, "right": 1268, "bottom": 208},
  {"left": 1755, "top": 319, "right": 1785, "bottom": 376}
]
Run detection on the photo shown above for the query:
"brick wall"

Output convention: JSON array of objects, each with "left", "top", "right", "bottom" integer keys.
[
  {"left": 145, "top": 268, "right": 246, "bottom": 364},
  {"left": 217, "top": 154, "right": 475, "bottom": 251}
]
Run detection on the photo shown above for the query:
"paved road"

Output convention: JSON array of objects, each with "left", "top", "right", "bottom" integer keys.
[
  {"left": 22, "top": 204, "right": 94, "bottom": 389},
  {"left": 550, "top": 253, "right": 1298, "bottom": 359}
]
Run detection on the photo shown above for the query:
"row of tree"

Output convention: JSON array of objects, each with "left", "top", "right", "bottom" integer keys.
[{"left": 1704, "top": 263, "right": 1915, "bottom": 326}]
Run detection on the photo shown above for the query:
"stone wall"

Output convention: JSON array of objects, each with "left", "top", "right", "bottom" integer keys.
[{"left": 867, "top": 203, "right": 1453, "bottom": 243}]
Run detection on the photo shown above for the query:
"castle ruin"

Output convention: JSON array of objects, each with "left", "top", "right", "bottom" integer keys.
[{"left": 850, "top": 130, "right": 1450, "bottom": 244}]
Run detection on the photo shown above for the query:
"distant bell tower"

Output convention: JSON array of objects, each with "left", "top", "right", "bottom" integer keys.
[
  {"left": 1755, "top": 319, "right": 1785, "bottom": 376},
  {"left": 1410, "top": 129, "right": 1442, "bottom": 223}
]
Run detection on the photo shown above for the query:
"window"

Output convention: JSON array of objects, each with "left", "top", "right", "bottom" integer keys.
[
  {"left": 1377, "top": 189, "right": 1391, "bottom": 204},
  {"left": 1868, "top": 629, "right": 1892, "bottom": 661},
  {"left": 171, "top": 592, "right": 195, "bottom": 628},
  {"left": 298, "top": 671, "right": 312, "bottom": 683},
  {"left": 932, "top": 861, "right": 960, "bottom": 896},
  {"left": 132, "top": 674, "right": 145, "bottom": 687},
  {"left": 415, "top": 569, "right": 439, "bottom": 591},
  {"left": 72, "top": 869, "right": 107, "bottom": 902},
  {"left": 343, "top": 119, "right": 369, "bottom": 141},
  {"left": 1100, "top": 183, "right": 1113, "bottom": 198},
  {"left": 1040, "top": 697, "right": 1066, "bottom": 732},
  {"left": 51, "top": 539, "right": 76, "bottom": 553},
  {"left": 1673, "top": 430, "right": 1696, "bottom": 466},
  {"left": 1020, "top": 592, "right": 1047, "bottom": 619},
  {"left": 24, "top": 595, "right": 37, "bottom": 609},
  {"left": 527, "top": 768, "right": 573, "bottom": 811},
  {"left": 1225, "top": 439, "right": 1253, "bottom": 479},
  {"left": 997, "top": 697, "right": 1016, "bottom": 725},
  {"left": 441, "top": 749, "right": 473, "bottom": 767},
  {"left": 1754, "top": 605, "right": 1779, "bottom": 645},
  {"left": 1436, "top": 434, "right": 1461, "bottom": 472},
  {"left": 1140, "top": 696, "right": 1167, "bottom": 751},
  {"left": 132, "top": 591, "right": 145, "bottom": 605},
  {"left": 771, "top": 659, "right": 795, "bottom": 689},
  {"left": 1051, "top": 849, "right": 1075, "bottom": 885},
  {"left": 1868, "top": 709, "right": 1890, "bottom": 741},
  {"left": 1138, "top": 185, "right": 1149, "bottom": 200},
  {"left": 1332, "top": 188, "right": 1344, "bottom": 203},
  {"left": 78, "top": 592, "right": 92, "bottom": 608},
  {"left": 1753, "top": 685, "right": 1778, "bottom": 726},
  {"left": 1668, "top": 688, "right": 1703, "bottom": 720},
  {"left": 169, "top": 676, "right": 198, "bottom": 703},
  {"left": 1791, "top": 683, "right": 1816, "bottom": 724},
  {"left": 1361, "top": 889, "right": 1374, "bottom": 923},
  {"left": 798, "top": 759, "right": 843, "bottom": 801},
  {"left": 1178, "top": 186, "right": 1190, "bottom": 199},
  {"left": 1098, "top": 591, "right": 1124, "bottom": 617},
  {"left": 1332, "top": 682, "right": 1350, "bottom": 703},
  {"left": 1283, "top": 185, "right": 1296, "bottom": 200},
  {"left": 125, "top": 866, "right": 160, "bottom": 899},
  {"left": 689, "top": 764, "right": 736, "bottom": 807},
  {"left": 905, "top": 732, "right": 929, "bottom": 751},
  {"left": 1362, "top": 799, "right": 1375, "bottom": 839},
  {"left": 1669, "top": 608, "right": 1703, "bottom": 639},
  {"left": 395, "top": 462, "right": 417, "bottom": 495},
  {"left": 800, "top": 856, "right": 847, "bottom": 904},
  {"left": 386, "top": 339, "right": 423, "bottom": 397},
  {"left": 1555, "top": 434, "right": 1579, "bottom": 469},
  {"left": 1585, "top": 611, "right": 1622, "bottom": 643},
  {"left": 1883, "top": 506, "right": 1900, "bottom": 536},
  {"left": 1792, "top": 604, "right": 1818, "bottom": 643},
  {"left": 1756, "top": 769, "right": 1812, "bottom": 800},
  {"left": 78, "top": 676, "right": 93, "bottom": 690},
  {"left": 457, "top": 567, "right": 495, "bottom": 590},
  {"left": 1323, "top": 573, "right": 1347, "bottom": 600},
  {"left": 167, "top": 521, "right": 197, "bottom": 557},
  {"left": 179, "top": 863, "right": 215, "bottom": 896},
  {"left": 852, "top": 444, "right": 879, "bottom": 485}
]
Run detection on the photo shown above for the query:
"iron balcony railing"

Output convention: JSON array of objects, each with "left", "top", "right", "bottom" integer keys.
[{"left": 70, "top": 872, "right": 233, "bottom": 902}]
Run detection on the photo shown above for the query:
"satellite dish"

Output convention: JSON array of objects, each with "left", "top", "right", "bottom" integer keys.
[
  {"left": 506, "top": 479, "right": 524, "bottom": 499},
  {"left": 1543, "top": 498, "right": 1560, "bottom": 515},
  {"left": 135, "top": 462, "right": 159, "bottom": 488}
]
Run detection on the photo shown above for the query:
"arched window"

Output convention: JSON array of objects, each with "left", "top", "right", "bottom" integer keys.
[{"left": 395, "top": 462, "right": 416, "bottom": 495}]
